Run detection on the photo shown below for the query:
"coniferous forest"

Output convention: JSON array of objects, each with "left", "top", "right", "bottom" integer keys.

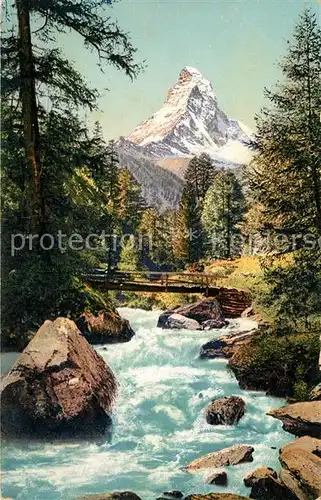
[{"left": 1, "top": 2, "right": 321, "bottom": 500}]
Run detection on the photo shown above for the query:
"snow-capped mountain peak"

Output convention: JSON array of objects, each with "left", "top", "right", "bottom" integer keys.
[{"left": 126, "top": 66, "right": 253, "bottom": 163}]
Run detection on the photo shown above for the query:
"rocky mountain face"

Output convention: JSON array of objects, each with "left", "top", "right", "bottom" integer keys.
[
  {"left": 115, "top": 138, "right": 183, "bottom": 210},
  {"left": 116, "top": 66, "right": 253, "bottom": 209}
]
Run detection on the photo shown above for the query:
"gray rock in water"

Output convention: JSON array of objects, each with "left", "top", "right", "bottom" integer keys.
[
  {"left": 206, "top": 396, "right": 246, "bottom": 425},
  {"left": 158, "top": 298, "right": 224, "bottom": 329},
  {"left": 200, "top": 330, "right": 256, "bottom": 359},
  {"left": 243, "top": 466, "right": 277, "bottom": 487},
  {"left": 205, "top": 470, "right": 228, "bottom": 485},
  {"left": 163, "top": 313, "right": 201, "bottom": 330},
  {"left": 202, "top": 319, "right": 229, "bottom": 330},
  {"left": 200, "top": 338, "right": 230, "bottom": 359},
  {"left": 157, "top": 310, "right": 175, "bottom": 328},
  {"left": 161, "top": 492, "right": 184, "bottom": 499},
  {"left": 1, "top": 318, "right": 117, "bottom": 438},
  {"left": 185, "top": 444, "right": 254, "bottom": 471},
  {"left": 76, "top": 310, "right": 135, "bottom": 344}
]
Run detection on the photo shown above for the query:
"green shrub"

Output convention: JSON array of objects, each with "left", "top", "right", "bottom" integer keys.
[
  {"left": 246, "top": 329, "right": 320, "bottom": 397},
  {"left": 293, "top": 380, "right": 310, "bottom": 401}
]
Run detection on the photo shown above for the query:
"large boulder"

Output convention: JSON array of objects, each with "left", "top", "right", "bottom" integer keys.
[
  {"left": 280, "top": 436, "right": 321, "bottom": 455},
  {"left": 1, "top": 318, "right": 117, "bottom": 438},
  {"left": 158, "top": 298, "right": 224, "bottom": 330},
  {"left": 200, "top": 330, "right": 257, "bottom": 359},
  {"left": 243, "top": 467, "right": 277, "bottom": 487},
  {"left": 279, "top": 437, "right": 321, "bottom": 500},
  {"left": 267, "top": 401, "right": 321, "bottom": 437},
  {"left": 249, "top": 476, "right": 296, "bottom": 500},
  {"left": 243, "top": 466, "right": 296, "bottom": 500},
  {"left": 205, "top": 396, "right": 246, "bottom": 425},
  {"left": 76, "top": 310, "right": 135, "bottom": 344},
  {"left": 163, "top": 313, "right": 201, "bottom": 331},
  {"left": 185, "top": 444, "right": 254, "bottom": 471}
]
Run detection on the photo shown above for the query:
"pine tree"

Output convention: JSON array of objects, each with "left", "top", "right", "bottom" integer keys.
[
  {"left": 184, "top": 153, "right": 217, "bottom": 207},
  {"left": 172, "top": 154, "right": 217, "bottom": 265},
  {"left": 174, "top": 189, "right": 204, "bottom": 264},
  {"left": 139, "top": 208, "right": 176, "bottom": 267},
  {"left": 202, "top": 171, "right": 245, "bottom": 259},
  {"left": 86, "top": 126, "right": 121, "bottom": 271},
  {"left": 118, "top": 237, "right": 141, "bottom": 271},
  {"left": 117, "top": 168, "right": 145, "bottom": 232},
  {"left": 172, "top": 200, "right": 190, "bottom": 265},
  {"left": 248, "top": 8, "right": 321, "bottom": 236},
  {"left": 3, "top": 0, "right": 141, "bottom": 234}
]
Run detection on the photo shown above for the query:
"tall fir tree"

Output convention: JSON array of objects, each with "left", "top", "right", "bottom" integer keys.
[
  {"left": 117, "top": 168, "right": 145, "bottom": 233},
  {"left": 202, "top": 171, "right": 245, "bottom": 259},
  {"left": 172, "top": 154, "right": 217, "bottom": 265},
  {"left": 174, "top": 189, "right": 204, "bottom": 265},
  {"left": 248, "top": 8, "right": 321, "bottom": 236},
  {"left": 118, "top": 237, "right": 142, "bottom": 271},
  {"left": 139, "top": 208, "right": 176, "bottom": 267},
  {"left": 86, "top": 125, "right": 121, "bottom": 271},
  {"left": 172, "top": 153, "right": 216, "bottom": 264},
  {"left": 184, "top": 153, "right": 217, "bottom": 208},
  {"left": 3, "top": 0, "right": 141, "bottom": 234}
]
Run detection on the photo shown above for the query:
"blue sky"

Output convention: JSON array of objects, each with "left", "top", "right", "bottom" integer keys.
[{"left": 42, "top": 0, "right": 321, "bottom": 138}]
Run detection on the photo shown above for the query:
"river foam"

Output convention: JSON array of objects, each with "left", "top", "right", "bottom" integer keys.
[{"left": 2, "top": 308, "right": 292, "bottom": 499}]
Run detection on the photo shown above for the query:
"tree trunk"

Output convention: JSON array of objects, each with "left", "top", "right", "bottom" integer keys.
[
  {"left": 306, "top": 40, "right": 321, "bottom": 232},
  {"left": 16, "top": 0, "right": 44, "bottom": 234}
]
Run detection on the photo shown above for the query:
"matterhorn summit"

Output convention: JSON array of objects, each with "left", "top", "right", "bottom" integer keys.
[
  {"left": 116, "top": 67, "right": 254, "bottom": 209},
  {"left": 127, "top": 66, "right": 253, "bottom": 165}
]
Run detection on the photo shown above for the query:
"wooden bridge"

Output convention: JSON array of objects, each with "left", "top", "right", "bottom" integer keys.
[
  {"left": 83, "top": 270, "right": 251, "bottom": 317},
  {"left": 84, "top": 270, "right": 226, "bottom": 295}
]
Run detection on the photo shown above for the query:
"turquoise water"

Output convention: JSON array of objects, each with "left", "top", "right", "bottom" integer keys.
[{"left": 2, "top": 308, "right": 292, "bottom": 500}]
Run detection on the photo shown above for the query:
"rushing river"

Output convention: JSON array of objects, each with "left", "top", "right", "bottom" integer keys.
[{"left": 2, "top": 308, "right": 292, "bottom": 500}]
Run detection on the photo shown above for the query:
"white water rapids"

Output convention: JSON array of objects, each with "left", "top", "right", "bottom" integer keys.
[{"left": 2, "top": 307, "right": 292, "bottom": 499}]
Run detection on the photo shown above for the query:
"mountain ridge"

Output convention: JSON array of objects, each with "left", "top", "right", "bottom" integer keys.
[{"left": 127, "top": 66, "right": 253, "bottom": 165}]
